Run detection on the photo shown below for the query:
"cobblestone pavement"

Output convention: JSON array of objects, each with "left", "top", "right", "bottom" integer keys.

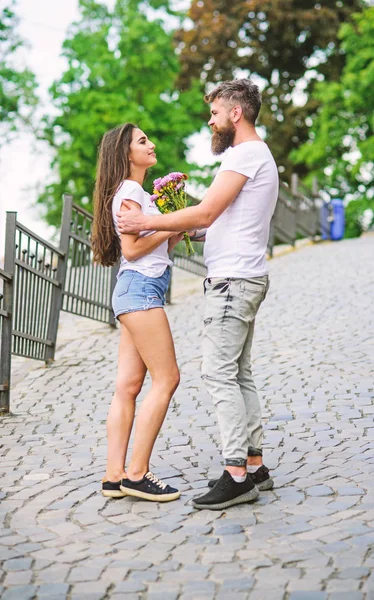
[{"left": 1, "top": 235, "right": 374, "bottom": 600}]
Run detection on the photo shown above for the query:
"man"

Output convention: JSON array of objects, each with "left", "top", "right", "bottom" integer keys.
[{"left": 117, "top": 79, "right": 279, "bottom": 510}]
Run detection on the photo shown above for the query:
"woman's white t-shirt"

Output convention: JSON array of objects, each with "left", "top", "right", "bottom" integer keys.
[{"left": 112, "top": 180, "right": 172, "bottom": 278}]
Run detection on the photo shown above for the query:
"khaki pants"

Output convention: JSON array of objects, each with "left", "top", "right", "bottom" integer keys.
[{"left": 201, "top": 276, "right": 269, "bottom": 466}]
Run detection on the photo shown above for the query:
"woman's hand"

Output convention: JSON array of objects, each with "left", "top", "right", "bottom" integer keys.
[
  {"left": 188, "top": 229, "right": 206, "bottom": 241},
  {"left": 168, "top": 232, "right": 185, "bottom": 252}
]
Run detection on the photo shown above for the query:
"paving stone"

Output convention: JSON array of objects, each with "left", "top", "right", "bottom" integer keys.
[
  {"left": 337, "top": 567, "right": 370, "bottom": 579},
  {"left": 325, "top": 578, "right": 361, "bottom": 592},
  {"left": 214, "top": 523, "right": 243, "bottom": 535},
  {"left": 182, "top": 580, "right": 216, "bottom": 594},
  {"left": 288, "top": 593, "right": 328, "bottom": 600},
  {"left": 37, "top": 583, "right": 70, "bottom": 596},
  {"left": 68, "top": 566, "right": 104, "bottom": 583},
  {"left": 112, "top": 595, "right": 142, "bottom": 600},
  {"left": 128, "top": 570, "right": 158, "bottom": 582},
  {"left": 221, "top": 576, "right": 255, "bottom": 591},
  {"left": 3, "top": 557, "right": 33, "bottom": 571},
  {"left": 306, "top": 485, "right": 334, "bottom": 497},
  {"left": 70, "top": 581, "right": 109, "bottom": 595},
  {"left": 148, "top": 593, "right": 178, "bottom": 600},
  {"left": 4, "top": 569, "right": 33, "bottom": 586},
  {"left": 328, "top": 594, "right": 363, "bottom": 600},
  {"left": 113, "top": 581, "right": 147, "bottom": 593},
  {"left": 1, "top": 585, "right": 37, "bottom": 600}
]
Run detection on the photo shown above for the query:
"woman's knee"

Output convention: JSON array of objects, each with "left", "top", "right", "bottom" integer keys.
[
  {"left": 166, "top": 367, "right": 180, "bottom": 394},
  {"left": 171, "top": 368, "right": 181, "bottom": 392},
  {"left": 154, "top": 367, "right": 180, "bottom": 396},
  {"left": 115, "top": 376, "right": 144, "bottom": 399}
]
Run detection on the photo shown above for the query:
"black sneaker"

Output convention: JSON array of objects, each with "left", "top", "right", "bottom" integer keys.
[
  {"left": 192, "top": 471, "right": 259, "bottom": 510},
  {"left": 102, "top": 478, "right": 127, "bottom": 498},
  {"left": 120, "top": 471, "right": 181, "bottom": 502},
  {"left": 208, "top": 465, "right": 274, "bottom": 491}
]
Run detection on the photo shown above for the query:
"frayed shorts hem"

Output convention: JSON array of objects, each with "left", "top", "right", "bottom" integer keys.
[{"left": 114, "top": 305, "right": 165, "bottom": 319}]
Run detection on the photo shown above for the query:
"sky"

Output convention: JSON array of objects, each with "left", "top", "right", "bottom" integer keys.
[
  {"left": 0, "top": 0, "right": 81, "bottom": 253},
  {"left": 0, "top": 0, "right": 215, "bottom": 257}
]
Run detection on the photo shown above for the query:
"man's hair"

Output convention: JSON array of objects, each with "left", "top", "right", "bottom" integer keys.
[{"left": 204, "top": 79, "right": 261, "bottom": 125}]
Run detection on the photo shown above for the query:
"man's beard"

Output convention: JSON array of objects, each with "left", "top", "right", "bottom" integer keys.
[{"left": 211, "top": 120, "right": 235, "bottom": 155}]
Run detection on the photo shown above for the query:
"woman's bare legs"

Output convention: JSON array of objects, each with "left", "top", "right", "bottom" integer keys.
[
  {"left": 105, "top": 322, "right": 147, "bottom": 482},
  {"left": 120, "top": 308, "right": 180, "bottom": 480}
]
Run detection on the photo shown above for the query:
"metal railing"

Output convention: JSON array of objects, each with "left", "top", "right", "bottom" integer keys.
[
  {"left": 0, "top": 213, "right": 15, "bottom": 413},
  {"left": 0, "top": 197, "right": 118, "bottom": 414},
  {"left": 292, "top": 175, "right": 320, "bottom": 239},
  {"left": 61, "top": 195, "right": 117, "bottom": 326},
  {"left": 12, "top": 219, "right": 65, "bottom": 363},
  {"left": 1, "top": 175, "right": 323, "bottom": 414}
]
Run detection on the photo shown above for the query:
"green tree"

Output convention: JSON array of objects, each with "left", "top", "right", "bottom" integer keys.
[
  {"left": 292, "top": 7, "right": 374, "bottom": 199},
  {"left": 0, "top": 1, "right": 37, "bottom": 141},
  {"left": 175, "top": 0, "right": 364, "bottom": 182},
  {"left": 344, "top": 197, "right": 374, "bottom": 238},
  {"left": 38, "top": 0, "right": 205, "bottom": 227}
]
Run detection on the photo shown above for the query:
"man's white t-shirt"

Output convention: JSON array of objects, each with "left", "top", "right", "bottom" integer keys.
[
  {"left": 204, "top": 141, "right": 279, "bottom": 278},
  {"left": 112, "top": 180, "right": 172, "bottom": 278}
]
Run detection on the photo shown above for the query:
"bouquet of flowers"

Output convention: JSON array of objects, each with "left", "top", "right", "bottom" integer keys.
[{"left": 150, "top": 172, "right": 194, "bottom": 256}]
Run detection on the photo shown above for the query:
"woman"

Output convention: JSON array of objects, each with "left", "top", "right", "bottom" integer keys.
[{"left": 92, "top": 123, "right": 183, "bottom": 502}]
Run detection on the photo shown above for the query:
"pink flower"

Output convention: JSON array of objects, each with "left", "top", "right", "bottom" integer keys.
[
  {"left": 169, "top": 172, "right": 185, "bottom": 181},
  {"left": 153, "top": 172, "right": 188, "bottom": 192}
]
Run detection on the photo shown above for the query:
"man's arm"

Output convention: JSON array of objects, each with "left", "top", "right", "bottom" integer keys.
[
  {"left": 116, "top": 171, "right": 248, "bottom": 234},
  {"left": 120, "top": 201, "right": 174, "bottom": 261}
]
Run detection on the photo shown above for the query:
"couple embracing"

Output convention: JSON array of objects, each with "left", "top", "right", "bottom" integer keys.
[{"left": 92, "top": 78, "right": 279, "bottom": 511}]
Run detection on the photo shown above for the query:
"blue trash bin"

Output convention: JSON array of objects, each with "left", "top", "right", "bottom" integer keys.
[{"left": 330, "top": 198, "right": 345, "bottom": 240}]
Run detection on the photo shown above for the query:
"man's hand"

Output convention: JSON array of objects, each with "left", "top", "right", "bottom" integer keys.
[{"left": 116, "top": 201, "right": 147, "bottom": 233}]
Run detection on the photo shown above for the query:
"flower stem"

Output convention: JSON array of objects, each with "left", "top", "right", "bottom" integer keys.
[{"left": 183, "top": 233, "right": 194, "bottom": 256}]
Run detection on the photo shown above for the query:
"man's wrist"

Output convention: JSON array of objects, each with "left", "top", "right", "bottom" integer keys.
[{"left": 143, "top": 215, "right": 153, "bottom": 230}]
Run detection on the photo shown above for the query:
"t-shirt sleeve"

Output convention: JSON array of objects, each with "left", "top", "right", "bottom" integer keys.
[
  {"left": 219, "top": 145, "right": 264, "bottom": 181},
  {"left": 112, "top": 181, "right": 145, "bottom": 214}
]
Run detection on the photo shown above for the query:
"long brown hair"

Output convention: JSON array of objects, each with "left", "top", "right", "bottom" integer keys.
[{"left": 91, "top": 123, "right": 137, "bottom": 266}]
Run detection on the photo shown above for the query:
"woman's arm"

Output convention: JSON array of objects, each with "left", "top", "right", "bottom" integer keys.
[
  {"left": 120, "top": 201, "right": 173, "bottom": 261},
  {"left": 168, "top": 233, "right": 184, "bottom": 252}
]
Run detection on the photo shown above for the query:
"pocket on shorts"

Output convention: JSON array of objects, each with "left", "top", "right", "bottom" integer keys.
[{"left": 117, "top": 271, "right": 136, "bottom": 297}]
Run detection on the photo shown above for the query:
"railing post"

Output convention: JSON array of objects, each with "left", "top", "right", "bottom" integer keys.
[
  {"left": 44, "top": 194, "right": 73, "bottom": 364},
  {"left": 0, "top": 212, "right": 17, "bottom": 414},
  {"left": 291, "top": 173, "right": 298, "bottom": 196},
  {"left": 291, "top": 173, "right": 301, "bottom": 246},
  {"left": 268, "top": 216, "right": 275, "bottom": 258}
]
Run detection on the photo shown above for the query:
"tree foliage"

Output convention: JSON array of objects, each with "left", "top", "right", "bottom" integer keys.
[
  {"left": 292, "top": 7, "right": 374, "bottom": 198},
  {"left": 344, "top": 197, "right": 374, "bottom": 238},
  {"left": 38, "top": 0, "right": 205, "bottom": 227},
  {"left": 0, "top": 1, "right": 37, "bottom": 141},
  {"left": 175, "top": 0, "right": 364, "bottom": 181}
]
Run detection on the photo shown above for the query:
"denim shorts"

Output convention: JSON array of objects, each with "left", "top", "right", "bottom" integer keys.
[{"left": 112, "top": 268, "right": 170, "bottom": 318}]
